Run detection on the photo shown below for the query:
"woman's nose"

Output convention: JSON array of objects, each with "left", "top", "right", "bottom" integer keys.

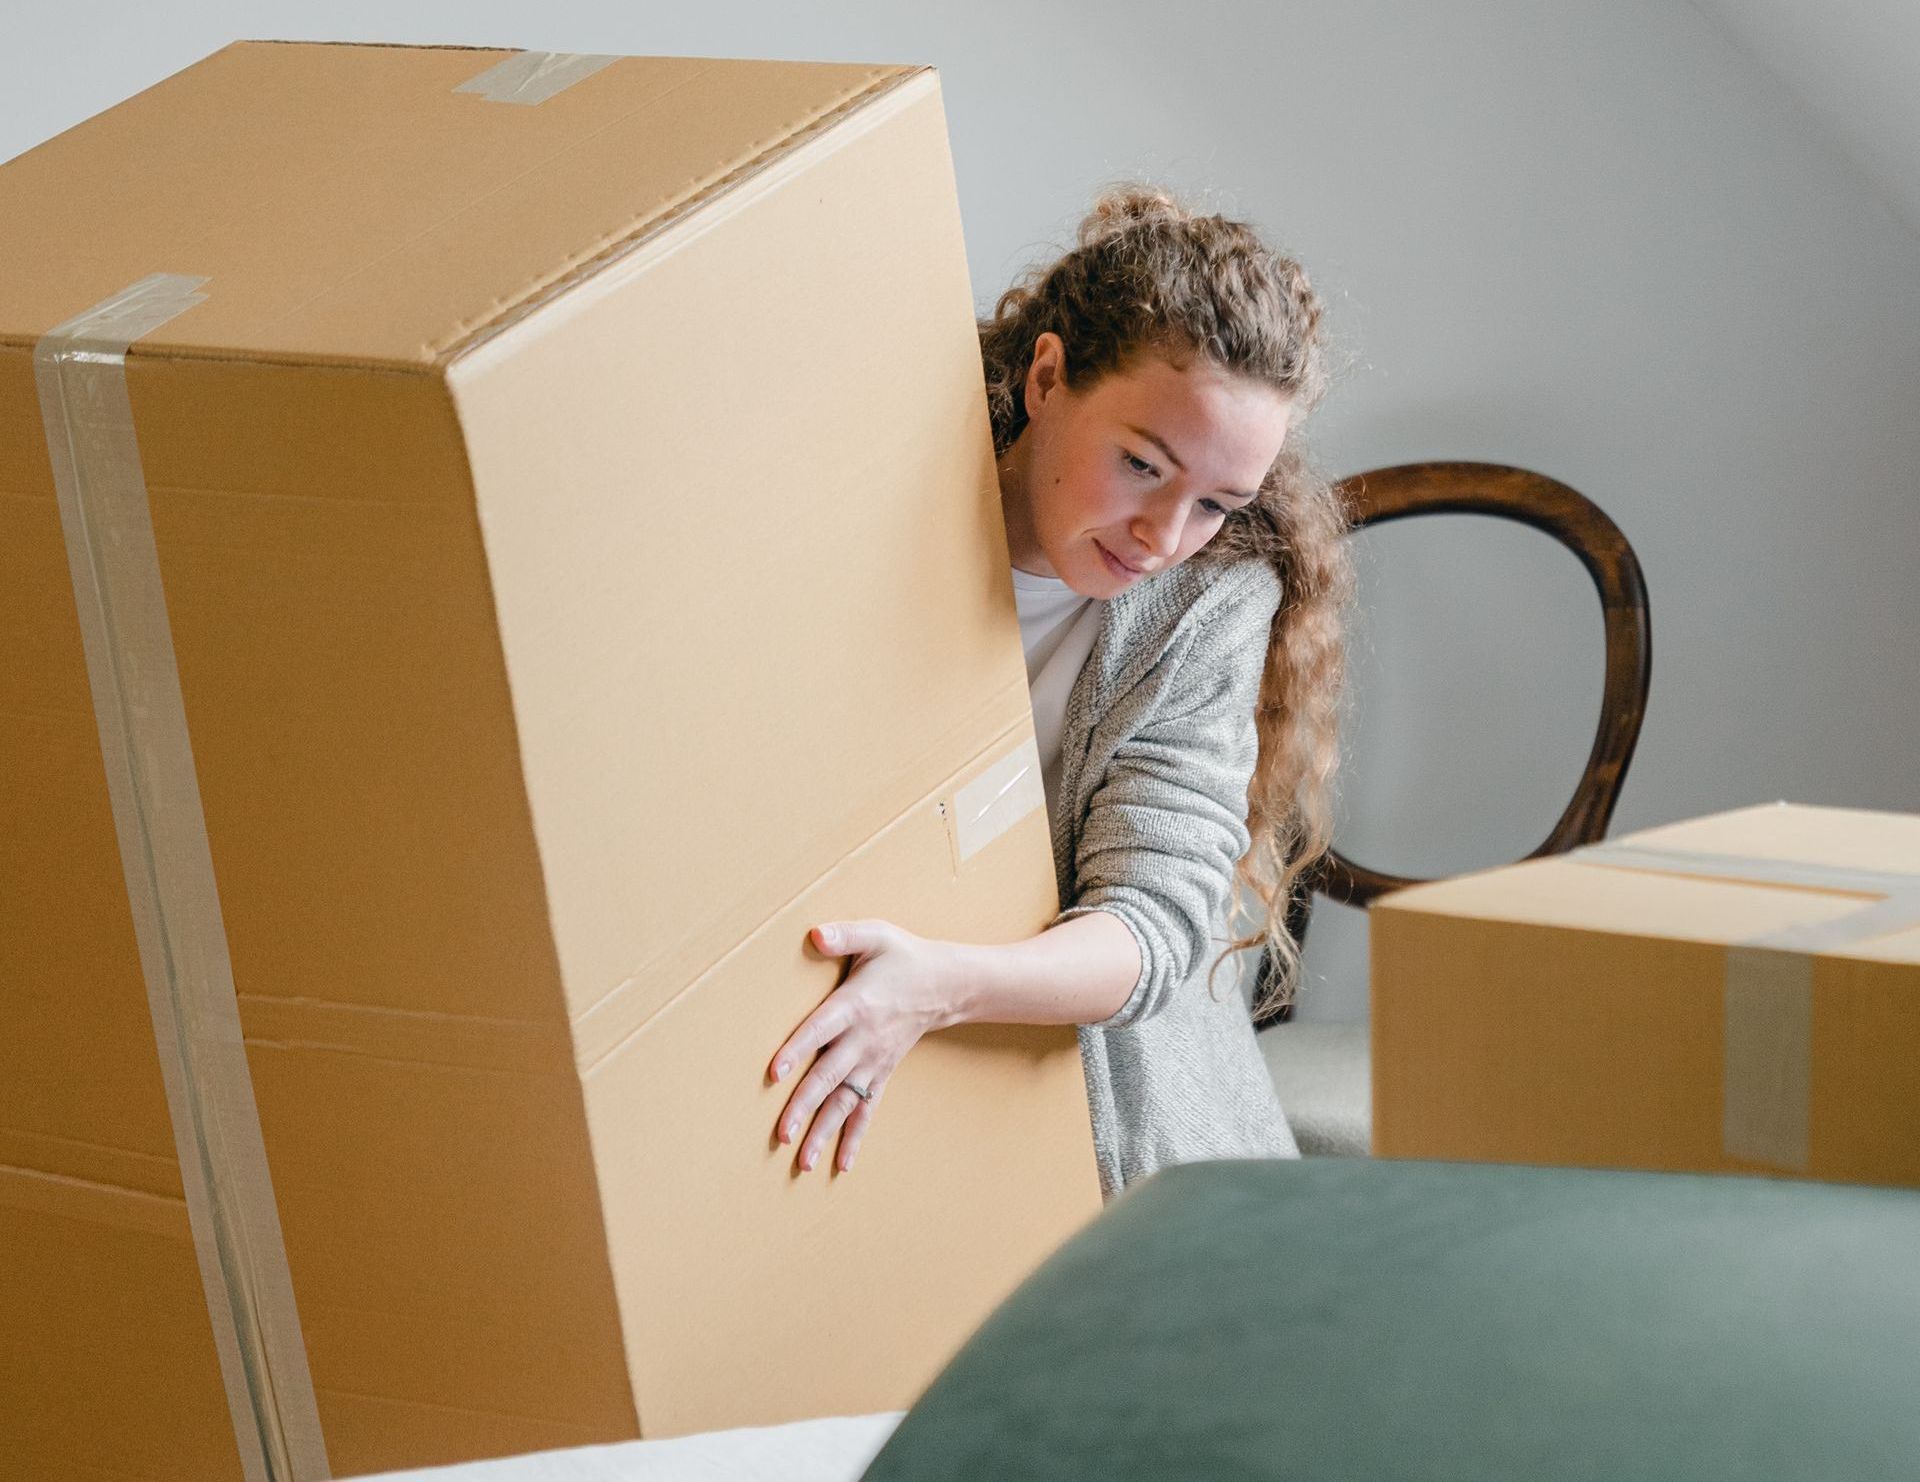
[{"left": 1134, "top": 504, "right": 1188, "bottom": 557}]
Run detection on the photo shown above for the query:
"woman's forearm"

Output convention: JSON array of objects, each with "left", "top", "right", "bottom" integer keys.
[{"left": 938, "top": 908, "right": 1140, "bottom": 1027}]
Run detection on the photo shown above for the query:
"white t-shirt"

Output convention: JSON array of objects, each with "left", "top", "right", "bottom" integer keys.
[{"left": 1010, "top": 565, "right": 1104, "bottom": 819}]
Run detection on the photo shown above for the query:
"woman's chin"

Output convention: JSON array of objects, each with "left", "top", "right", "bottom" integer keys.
[{"left": 1066, "top": 561, "right": 1118, "bottom": 598}]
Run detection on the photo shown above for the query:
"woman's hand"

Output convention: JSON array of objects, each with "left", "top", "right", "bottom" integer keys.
[{"left": 769, "top": 919, "right": 964, "bottom": 1176}]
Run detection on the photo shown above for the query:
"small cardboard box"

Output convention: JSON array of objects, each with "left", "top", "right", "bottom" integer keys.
[
  {"left": 1371, "top": 803, "right": 1920, "bottom": 1188},
  {"left": 0, "top": 42, "right": 1101, "bottom": 1481}
]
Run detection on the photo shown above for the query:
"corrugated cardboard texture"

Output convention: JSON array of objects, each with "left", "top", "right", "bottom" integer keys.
[
  {"left": 1371, "top": 803, "right": 1920, "bottom": 1187},
  {"left": 2, "top": 42, "right": 1100, "bottom": 1480}
]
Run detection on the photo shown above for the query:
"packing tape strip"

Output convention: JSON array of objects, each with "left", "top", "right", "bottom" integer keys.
[
  {"left": 1566, "top": 841, "right": 1920, "bottom": 902},
  {"left": 947, "top": 735, "right": 1046, "bottom": 869},
  {"left": 455, "top": 50, "right": 616, "bottom": 105},
  {"left": 1572, "top": 839, "right": 1920, "bottom": 1172},
  {"left": 35, "top": 275, "right": 330, "bottom": 1482}
]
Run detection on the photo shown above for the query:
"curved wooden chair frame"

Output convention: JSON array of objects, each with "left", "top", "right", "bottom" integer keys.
[{"left": 1255, "top": 461, "right": 1652, "bottom": 1030}]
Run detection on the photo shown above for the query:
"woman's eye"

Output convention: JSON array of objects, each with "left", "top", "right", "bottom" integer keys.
[
  {"left": 1121, "top": 451, "right": 1156, "bottom": 477},
  {"left": 1200, "top": 498, "right": 1229, "bottom": 517}
]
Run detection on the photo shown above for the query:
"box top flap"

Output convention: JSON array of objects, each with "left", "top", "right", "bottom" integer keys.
[
  {"left": 1615, "top": 801, "right": 1920, "bottom": 876},
  {"left": 1373, "top": 803, "right": 1920, "bottom": 963},
  {"left": 0, "top": 41, "right": 921, "bottom": 366}
]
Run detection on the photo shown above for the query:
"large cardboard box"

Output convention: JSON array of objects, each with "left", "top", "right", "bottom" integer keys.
[
  {"left": 0, "top": 41, "right": 1101, "bottom": 1481},
  {"left": 1372, "top": 803, "right": 1920, "bottom": 1188}
]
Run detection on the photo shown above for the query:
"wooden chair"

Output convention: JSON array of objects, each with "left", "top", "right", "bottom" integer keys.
[{"left": 1255, "top": 462, "right": 1652, "bottom": 1154}]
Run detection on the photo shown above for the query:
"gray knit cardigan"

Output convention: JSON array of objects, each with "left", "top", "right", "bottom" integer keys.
[{"left": 1049, "top": 554, "right": 1300, "bottom": 1199}]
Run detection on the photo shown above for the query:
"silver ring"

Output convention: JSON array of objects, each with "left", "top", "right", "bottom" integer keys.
[{"left": 845, "top": 1080, "right": 875, "bottom": 1103}]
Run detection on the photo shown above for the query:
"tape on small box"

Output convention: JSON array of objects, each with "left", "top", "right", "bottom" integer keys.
[{"left": 1573, "top": 839, "right": 1920, "bottom": 1173}]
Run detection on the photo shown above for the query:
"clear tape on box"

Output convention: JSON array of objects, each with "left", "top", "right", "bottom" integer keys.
[
  {"left": 35, "top": 273, "right": 330, "bottom": 1482},
  {"left": 1571, "top": 833, "right": 1920, "bottom": 1172},
  {"left": 454, "top": 50, "right": 617, "bottom": 106},
  {"left": 25, "top": 49, "right": 626, "bottom": 1482},
  {"left": 946, "top": 736, "right": 1046, "bottom": 870}
]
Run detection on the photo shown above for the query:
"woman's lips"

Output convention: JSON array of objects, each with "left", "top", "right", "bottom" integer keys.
[{"left": 1096, "top": 540, "right": 1143, "bottom": 579}]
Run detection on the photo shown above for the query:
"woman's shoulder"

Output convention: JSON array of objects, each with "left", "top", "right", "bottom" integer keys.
[
  {"left": 1138, "top": 553, "right": 1282, "bottom": 639},
  {"left": 1087, "top": 554, "right": 1281, "bottom": 709}
]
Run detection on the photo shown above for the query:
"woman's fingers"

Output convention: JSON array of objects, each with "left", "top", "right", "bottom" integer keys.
[
  {"left": 797, "top": 1080, "right": 867, "bottom": 1174},
  {"left": 835, "top": 1077, "right": 885, "bottom": 1173},
  {"left": 777, "top": 1035, "right": 863, "bottom": 1147},
  {"left": 813, "top": 919, "right": 899, "bottom": 957},
  {"left": 770, "top": 920, "right": 908, "bottom": 1085},
  {"left": 769, "top": 918, "right": 919, "bottom": 1172},
  {"left": 800, "top": 1069, "right": 887, "bottom": 1175},
  {"left": 769, "top": 995, "right": 855, "bottom": 1084}
]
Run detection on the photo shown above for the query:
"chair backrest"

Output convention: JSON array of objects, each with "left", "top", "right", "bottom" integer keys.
[{"left": 1255, "top": 461, "right": 1651, "bottom": 1029}]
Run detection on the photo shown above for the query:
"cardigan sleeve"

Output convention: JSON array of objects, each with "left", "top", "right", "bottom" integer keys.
[{"left": 1052, "top": 571, "right": 1279, "bottom": 1029}]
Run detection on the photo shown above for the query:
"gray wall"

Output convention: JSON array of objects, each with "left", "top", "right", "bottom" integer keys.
[
  {"left": 10, "top": 1, "right": 1919, "bottom": 1021},
  {"left": 1691, "top": 0, "right": 1920, "bottom": 238}
]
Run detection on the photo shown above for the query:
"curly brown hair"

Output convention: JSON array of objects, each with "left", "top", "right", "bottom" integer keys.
[{"left": 978, "top": 183, "right": 1354, "bottom": 1017}]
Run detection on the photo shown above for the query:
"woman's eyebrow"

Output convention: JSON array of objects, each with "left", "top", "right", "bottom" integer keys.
[
  {"left": 1124, "top": 422, "right": 1258, "bottom": 502},
  {"left": 1125, "top": 422, "right": 1186, "bottom": 471}
]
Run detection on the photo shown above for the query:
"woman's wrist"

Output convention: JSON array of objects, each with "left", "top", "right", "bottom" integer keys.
[
  {"left": 935, "top": 912, "right": 1140, "bottom": 1029},
  {"left": 922, "top": 936, "right": 981, "bottom": 1030}
]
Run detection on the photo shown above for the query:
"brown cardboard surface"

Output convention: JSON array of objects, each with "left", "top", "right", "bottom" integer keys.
[
  {"left": 0, "top": 43, "right": 913, "bottom": 366},
  {"left": 3, "top": 42, "right": 1101, "bottom": 1480},
  {"left": 589, "top": 738, "right": 1082, "bottom": 1437},
  {"left": 0, "top": 1194, "right": 243, "bottom": 1479},
  {"left": 448, "top": 72, "right": 1031, "bottom": 1036},
  {"left": 1371, "top": 803, "right": 1920, "bottom": 1186}
]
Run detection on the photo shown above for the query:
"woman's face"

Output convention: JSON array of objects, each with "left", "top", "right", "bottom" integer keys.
[{"left": 1001, "top": 332, "right": 1292, "bottom": 595}]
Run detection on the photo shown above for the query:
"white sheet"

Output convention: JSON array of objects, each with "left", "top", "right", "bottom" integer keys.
[{"left": 353, "top": 1413, "right": 905, "bottom": 1482}]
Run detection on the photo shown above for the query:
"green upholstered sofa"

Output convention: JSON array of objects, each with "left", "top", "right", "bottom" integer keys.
[{"left": 864, "top": 1158, "right": 1920, "bottom": 1481}]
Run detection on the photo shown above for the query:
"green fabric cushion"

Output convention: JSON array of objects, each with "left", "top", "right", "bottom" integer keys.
[{"left": 863, "top": 1159, "right": 1920, "bottom": 1481}]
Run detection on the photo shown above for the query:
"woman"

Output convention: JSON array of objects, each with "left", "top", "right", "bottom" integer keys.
[{"left": 768, "top": 185, "right": 1353, "bottom": 1199}]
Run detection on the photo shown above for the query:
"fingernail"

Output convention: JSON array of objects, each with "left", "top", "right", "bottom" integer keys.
[
  {"left": 775, "top": 1060, "right": 790, "bottom": 1080},
  {"left": 781, "top": 1122, "right": 794, "bottom": 1142},
  {"left": 818, "top": 927, "right": 836, "bottom": 948},
  {"left": 801, "top": 1153, "right": 815, "bottom": 1172}
]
